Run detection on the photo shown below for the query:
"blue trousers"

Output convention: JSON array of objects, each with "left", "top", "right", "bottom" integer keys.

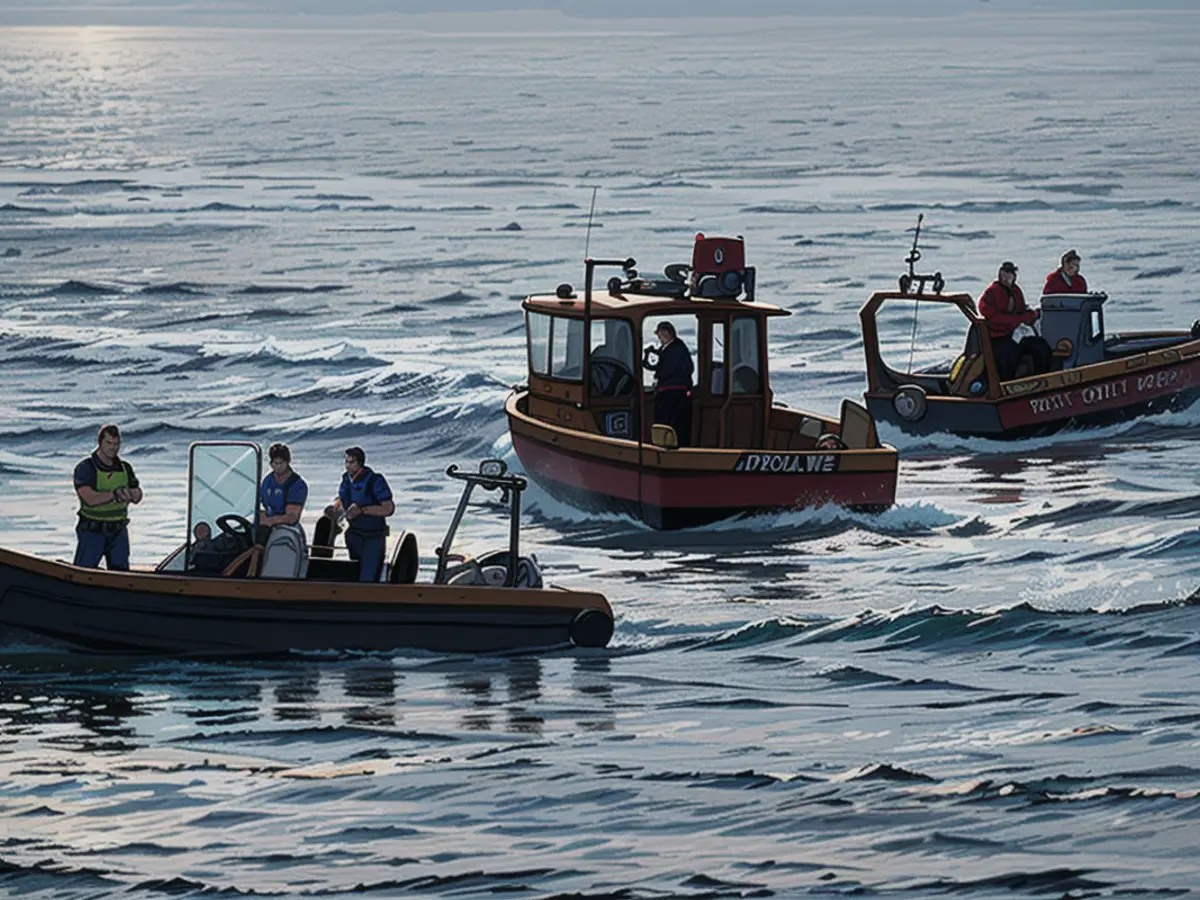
[
  {"left": 345, "top": 531, "right": 385, "bottom": 582},
  {"left": 74, "top": 525, "right": 130, "bottom": 570}
]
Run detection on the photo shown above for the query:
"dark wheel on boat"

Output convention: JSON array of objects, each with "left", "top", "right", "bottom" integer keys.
[
  {"left": 1192, "top": 319, "right": 1200, "bottom": 339},
  {"left": 590, "top": 358, "right": 635, "bottom": 397},
  {"left": 570, "top": 608, "right": 614, "bottom": 648},
  {"left": 898, "top": 273, "right": 912, "bottom": 295},
  {"left": 216, "top": 514, "right": 255, "bottom": 543},
  {"left": 893, "top": 384, "right": 928, "bottom": 421}
]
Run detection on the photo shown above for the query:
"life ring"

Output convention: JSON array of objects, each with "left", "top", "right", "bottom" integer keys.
[{"left": 893, "top": 384, "right": 928, "bottom": 421}]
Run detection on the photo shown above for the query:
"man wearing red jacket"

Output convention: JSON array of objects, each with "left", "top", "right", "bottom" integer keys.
[
  {"left": 1044, "top": 249, "right": 1088, "bottom": 294},
  {"left": 978, "top": 261, "right": 1051, "bottom": 381}
]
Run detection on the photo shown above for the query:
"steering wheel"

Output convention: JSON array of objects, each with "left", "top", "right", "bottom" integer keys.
[
  {"left": 215, "top": 514, "right": 255, "bottom": 544},
  {"left": 731, "top": 364, "right": 760, "bottom": 394},
  {"left": 590, "top": 358, "right": 635, "bottom": 396},
  {"left": 642, "top": 345, "right": 661, "bottom": 370}
]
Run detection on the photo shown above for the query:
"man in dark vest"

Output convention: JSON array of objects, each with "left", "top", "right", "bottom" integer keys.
[
  {"left": 324, "top": 446, "right": 395, "bottom": 582},
  {"left": 258, "top": 442, "right": 308, "bottom": 543},
  {"left": 649, "top": 321, "right": 694, "bottom": 446},
  {"left": 73, "top": 423, "right": 143, "bottom": 569}
]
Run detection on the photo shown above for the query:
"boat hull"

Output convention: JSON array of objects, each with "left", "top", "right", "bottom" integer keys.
[
  {"left": 507, "top": 394, "right": 898, "bottom": 530},
  {"left": 0, "top": 548, "right": 613, "bottom": 656},
  {"left": 867, "top": 344, "right": 1200, "bottom": 439}
]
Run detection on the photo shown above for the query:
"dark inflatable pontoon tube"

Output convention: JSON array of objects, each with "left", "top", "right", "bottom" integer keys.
[{"left": 570, "top": 608, "right": 614, "bottom": 648}]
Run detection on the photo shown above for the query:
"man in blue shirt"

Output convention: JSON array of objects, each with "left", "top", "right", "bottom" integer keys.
[
  {"left": 259, "top": 443, "right": 308, "bottom": 542},
  {"left": 324, "top": 446, "right": 394, "bottom": 582}
]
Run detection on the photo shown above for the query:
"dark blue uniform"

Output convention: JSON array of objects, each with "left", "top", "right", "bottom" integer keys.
[
  {"left": 338, "top": 467, "right": 393, "bottom": 582},
  {"left": 653, "top": 339, "right": 694, "bottom": 446},
  {"left": 260, "top": 471, "right": 308, "bottom": 517}
]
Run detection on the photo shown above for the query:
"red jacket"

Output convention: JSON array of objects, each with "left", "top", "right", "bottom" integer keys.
[
  {"left": 1043, "top": 268, "right": 1088, "bottom": 294},
  {"left": 978, "top": 280, "right": 1036, "bottom": 339}
]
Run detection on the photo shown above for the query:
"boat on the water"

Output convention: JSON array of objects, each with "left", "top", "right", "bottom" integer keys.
[
  {"left": 505, "top": 234, "right": 899, "bottom": 529},
  {"left": 0, "top": 444, "right": 614, "bottom": 656},
  {"left": 861, "top": 226, "right": 1200, "bottom": 439}
]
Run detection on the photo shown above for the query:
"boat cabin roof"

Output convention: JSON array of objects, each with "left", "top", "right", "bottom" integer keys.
[{"left": 523, "top": 291, "right": 791, "bottom": 321}]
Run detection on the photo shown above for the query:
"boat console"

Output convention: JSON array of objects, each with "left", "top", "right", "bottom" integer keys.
[{"left": 156, "top": 445, "right": 540, "bottom": 589}]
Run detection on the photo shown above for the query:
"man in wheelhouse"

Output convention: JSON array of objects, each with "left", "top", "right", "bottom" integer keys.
[
  {"left": 647, "top": 320, "right": 694, "bottom": 446},
  {"left": 979, "top": 261, "right": 1053, "bottom": 381}
]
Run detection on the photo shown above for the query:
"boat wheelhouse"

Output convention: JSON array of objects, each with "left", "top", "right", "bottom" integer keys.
[{"left": 505, "top": 234, "right": 899, "bottom": 530}]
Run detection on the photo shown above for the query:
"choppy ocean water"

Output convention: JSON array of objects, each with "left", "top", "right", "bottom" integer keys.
[{"left": 2, "top": 12, "right": 1200, "bottom": 897}]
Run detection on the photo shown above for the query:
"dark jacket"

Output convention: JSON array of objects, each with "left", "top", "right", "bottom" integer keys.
[
  {"left": 655, "top": 339, "right": 694, "bottom": 390},
  {"left": 979, "top": 281, "right": 1036, "bottom": 339}
]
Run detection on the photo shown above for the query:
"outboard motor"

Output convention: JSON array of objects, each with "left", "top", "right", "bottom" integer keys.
[
  {"left": 690, "top": 233, "right": 756, "bottom": 300},
  {"left": 1039, "top": 292, "right": 1108, "bottom": 369}
]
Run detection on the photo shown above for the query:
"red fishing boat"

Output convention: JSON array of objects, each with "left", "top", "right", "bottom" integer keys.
[
  {"left": 860, "top": 222, "right": 1200, "bottom": 439},
  {"left": 505, "top": 234, "right": 899, "bottom": 530}
]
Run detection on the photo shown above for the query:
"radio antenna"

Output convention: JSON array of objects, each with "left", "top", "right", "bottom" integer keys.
[{"left": 584, "top": 186, "right": 598, "bottom": 259}]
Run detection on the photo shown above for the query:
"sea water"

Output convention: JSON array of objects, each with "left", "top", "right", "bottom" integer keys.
[{"left": 1, "top": 12, "right": 1200, "bottom": 897}]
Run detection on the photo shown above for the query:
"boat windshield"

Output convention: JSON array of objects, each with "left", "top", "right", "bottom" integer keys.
[{"left": 188, "top": 442, "right": 262, "bottom": 543}]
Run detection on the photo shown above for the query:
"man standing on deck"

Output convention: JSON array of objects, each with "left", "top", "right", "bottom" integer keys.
[
  {"left": 324, "top": 447, "right": 394, "bottom": 582},
  {"left": 73, "top": 424, "right": 143, "bottom": 570},
  {"left": 647, "top": 321, "right": 694, "bottom": 447},
  {"left": 258, "top": 442, "right": 308, "bottom": 543}
]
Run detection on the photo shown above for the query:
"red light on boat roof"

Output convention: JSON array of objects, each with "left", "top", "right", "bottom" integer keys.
[{"left": 695, "top": 232, "right": 705, "bottom": 242}]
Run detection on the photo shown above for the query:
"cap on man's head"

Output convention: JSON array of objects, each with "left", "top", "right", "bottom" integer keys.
[
  {"left": 1061, "top": 249, "right": 1080, "bottom": 264},
  {"left": 998, "top": 261, "right": 1018, "bottom": 275}
]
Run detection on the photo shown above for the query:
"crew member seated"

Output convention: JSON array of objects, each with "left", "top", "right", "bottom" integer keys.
[
  {"left": 978, "top": 261, "right": 1052, "bottom": 381},
  {"left": 645, "top": 321, "right": 693, "bottom": 446},
  {"left": 1043, "top": 249, "right": 1088, "bottom": 295}
]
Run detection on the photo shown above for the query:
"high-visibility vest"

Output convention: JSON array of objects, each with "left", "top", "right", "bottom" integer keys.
[{"left": 79, "top": 459, "right": 134, "bottom": 522}]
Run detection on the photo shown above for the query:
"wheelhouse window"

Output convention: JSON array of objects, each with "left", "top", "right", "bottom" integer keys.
[
  {"left": 730, "top": 316, "right": 762, "bottom": 394},
  {"left": 1089, "top": 308, "right": 1104, "bottom": 343},
  {"left": 551, "top": 316, "right": 585, "bottom": 381},
  {"left": 710, "top": 321, "right": 727, "bottom": 396},
  {"left": 528, "top": 311, "right": 551, "bottom": 376},
  {"left": 589, "top": 318, "right": 635, "bottom": 397}
]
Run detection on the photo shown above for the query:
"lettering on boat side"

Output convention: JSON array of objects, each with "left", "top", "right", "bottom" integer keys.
[
  {"left": 1135, "top": 368, "right": 1181, "bottom": 393},
  {"left": 1028, "top": 367, "right": 1184, "bottom": 416},
  {"left": 1029, "top": 392, "right": 1074, "bottom": 416},
  {"left": 734, "top": 453, "right": 839, "bottom": 474}
]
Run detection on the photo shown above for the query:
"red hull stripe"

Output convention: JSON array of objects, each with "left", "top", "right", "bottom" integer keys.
[
  {"left": 512, "top": 433, "right": 896, "bottom": 509},
  {"left": 998, "top": 357, "right": 1199, "bottom": 429}
]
